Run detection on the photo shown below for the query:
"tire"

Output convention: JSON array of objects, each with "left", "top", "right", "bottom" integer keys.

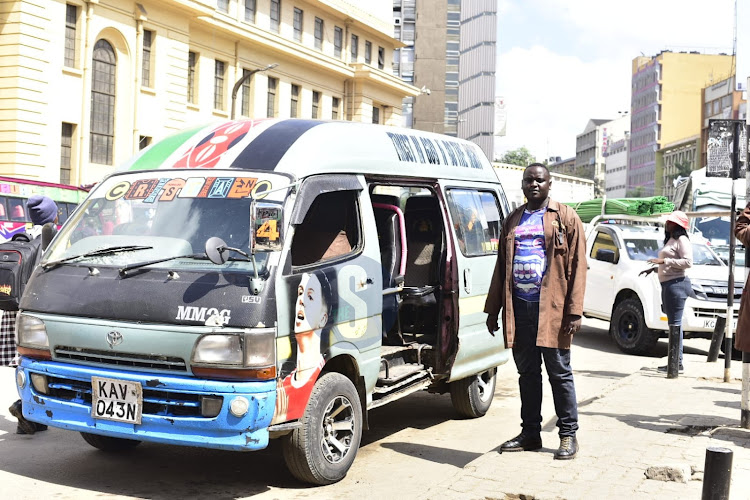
[
  {"left": 282, "top": 372, "right": 363, "bottom": 485},
  {"left": 449, "top": 367, "right": 496, "bottom": 418},
  {"left": 610, "top": 297, "right": 660, "bottom": 355},
  {"left": 80, "top": 432, "right": 141, "bottom": 451}
]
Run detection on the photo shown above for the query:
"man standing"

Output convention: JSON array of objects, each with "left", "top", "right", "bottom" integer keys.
[{"left": 485, "top": 163, "right": 587, "bottom": 459}]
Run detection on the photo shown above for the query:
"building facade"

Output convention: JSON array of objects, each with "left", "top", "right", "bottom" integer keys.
[
  {"left": 574, "top": 118, "right": 611, "bottom": 197},
  {"left": 658, "top": 136, "right": 700, "bottom": 201},
  {"left": 392, "top": 0, "right": 497, "bottom": 160},
  {"left": 1, "top": 0, "right": 418, "bottom": 186},
  {"left": 604, "top": 137, "right": 628, "bottom": 199},
  {"left": 627, "top": 51, "right": 733, "bottom": 196},
  {"left": 493, "top": 162, "right": 595, "bottom": 209}
]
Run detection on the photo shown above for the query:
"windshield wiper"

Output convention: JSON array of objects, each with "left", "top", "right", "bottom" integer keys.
[
  {"left": 118, "top": 253, "right": 210, "bottom": 276},
  {"left": 43, "top": 245, "right": 154, "bottom": 271}
]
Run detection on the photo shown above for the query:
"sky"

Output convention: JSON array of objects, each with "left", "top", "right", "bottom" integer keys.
[{"left": 494, "top": 0, "right": 745, "bottom": 162}]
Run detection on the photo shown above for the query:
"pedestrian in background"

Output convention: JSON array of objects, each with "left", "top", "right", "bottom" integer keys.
[
  {"left": 732, "top": 204, "right": 750, "bottom": 353},
  {"left": 4, "top": 194, "right": 58, "bottom": 434},
  {"left": 639, "top": 211, "right": 693, "bottom": 373},
  {"left": 484, "top": 163, "right": 587, "bottom": 460}
]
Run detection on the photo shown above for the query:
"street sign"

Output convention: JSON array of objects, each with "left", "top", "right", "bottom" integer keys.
[{"left": 707, "top": 119, "right": 747, "bottom": 179}]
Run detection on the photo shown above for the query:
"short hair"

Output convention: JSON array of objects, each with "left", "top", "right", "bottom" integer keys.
[{"left": 525, "top": 163, "right": 550, "bottom": 176}]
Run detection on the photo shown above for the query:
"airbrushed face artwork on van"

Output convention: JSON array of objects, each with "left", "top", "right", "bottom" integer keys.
[{"left": 275, "top": 270, "right": 332, "bottom": 422}]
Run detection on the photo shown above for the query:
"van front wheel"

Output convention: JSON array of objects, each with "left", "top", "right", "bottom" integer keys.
[
  {"left": 449, "top": 367, "right": 496, "bottom": 418},
  {"left": 282, "top": 372, "right": 362, "bottom": 485}
]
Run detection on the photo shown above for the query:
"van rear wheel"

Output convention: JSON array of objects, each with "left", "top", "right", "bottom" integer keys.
[
  {"left": 282, "top": 372, "right": 362, "bottom": 485},
  {"left": 80, "top": 432, "right": 141, "bottom": 451},
  {"left": 449, "top": 368, "right": 496, "bottom": 418}
]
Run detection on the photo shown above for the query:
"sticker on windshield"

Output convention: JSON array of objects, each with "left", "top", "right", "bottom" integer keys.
[{"left": 104, "top": 177, "right": 270, "bottom": 203}]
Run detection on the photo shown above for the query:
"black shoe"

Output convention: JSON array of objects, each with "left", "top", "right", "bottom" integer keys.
[
  {"left": 554, "top": 436, "right": 578, "bottom": 460},
  {"left": 657, "top": 365, "right": 684, "bottom": 373},
  {"left": 9, "top": 400, "right": 36, "bottom": 435},
  {"left": 500, "top": 432, "right": 542, "bottom": 452}
]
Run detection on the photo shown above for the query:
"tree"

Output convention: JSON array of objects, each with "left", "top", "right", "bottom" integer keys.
[{"left": 498, "top": 147, "right": 536, "bottom": 166}]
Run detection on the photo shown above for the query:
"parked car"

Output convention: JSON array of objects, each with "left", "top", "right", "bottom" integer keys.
[{"left": 582, "top": 215, "right": 743, "bottom": 355}]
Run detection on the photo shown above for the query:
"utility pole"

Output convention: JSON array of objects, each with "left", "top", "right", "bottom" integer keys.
[{"left": 230, "top": 63, "right": 278, "bottom": 120}]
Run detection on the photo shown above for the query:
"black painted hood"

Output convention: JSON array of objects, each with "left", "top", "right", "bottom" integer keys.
[{"left": 20, "top": 264, "right": 276, "bottom": 328}]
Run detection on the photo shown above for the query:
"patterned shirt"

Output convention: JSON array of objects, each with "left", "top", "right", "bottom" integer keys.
[{"left": 513, "top": 207, "right": 547, "bottom": 302}]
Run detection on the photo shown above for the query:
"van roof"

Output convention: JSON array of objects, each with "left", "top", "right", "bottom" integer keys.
[{"left": 120, "top": 119, "right": 499, "bottom": 184}]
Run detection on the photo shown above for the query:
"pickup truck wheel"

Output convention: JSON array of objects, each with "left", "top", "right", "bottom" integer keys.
[
  {"left": 449, "top": 367, "right": 496, "bottom": 418},
  {"left": 80, "top": 432, "right": 141, "bottom": 451},
  {"left": 282, "top": 372, "right": 362, "bottom": 485},
  {"left": 610, "top": 297, "right": 659, "bottom": 355}
]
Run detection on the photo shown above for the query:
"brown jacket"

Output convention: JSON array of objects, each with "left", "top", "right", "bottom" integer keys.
[
  {"left": 484, "top": 200, "right": 587, "bottom": 349},
  {"left": 733, "top": 204, "right": 750, "bottom": 352}
]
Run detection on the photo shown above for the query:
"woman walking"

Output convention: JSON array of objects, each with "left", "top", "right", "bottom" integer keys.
[{"left": 639, "top": 211, "right": 693, "bottom": 373}]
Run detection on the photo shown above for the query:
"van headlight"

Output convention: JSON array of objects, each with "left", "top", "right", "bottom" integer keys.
[
  {"left": 16, "top": 314, "right": 49, "bottom": 348},
  {"left": 692, "top": 283, "right": 708, "bottom": 300},
  {"left": 192, "top": 328, "right": 276, "bottom": 380}
]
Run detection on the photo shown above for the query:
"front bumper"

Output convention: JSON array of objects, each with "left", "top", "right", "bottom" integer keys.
[{"left": 16, "top": 359, "right": 276, "bottom": 451}]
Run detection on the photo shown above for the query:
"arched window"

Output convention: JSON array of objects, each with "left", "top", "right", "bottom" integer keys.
[{"left": 90, "top": 39, "right": 116, "bottom": 165}]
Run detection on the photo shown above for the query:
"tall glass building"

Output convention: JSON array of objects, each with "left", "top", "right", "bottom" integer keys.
[{"left": 393, "top": 0, "right": 497, "bottom": 160}]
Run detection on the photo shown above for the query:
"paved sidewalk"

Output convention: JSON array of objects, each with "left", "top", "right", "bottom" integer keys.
[{"left": 425, "top": 353, "right": 750, "bottom": 500}]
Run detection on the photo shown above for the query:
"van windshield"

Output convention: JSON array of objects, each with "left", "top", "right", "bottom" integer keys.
[
  {"left": 623, "top": 238, "right": 723, "bottom": 266},
  {"left": 45, "top": 172, "right": 288, "bottom": 273}
]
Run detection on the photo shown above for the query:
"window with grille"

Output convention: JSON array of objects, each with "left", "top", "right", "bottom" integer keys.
[
  {"left": 291, "top": 84, "right": 300, "bottom": 118},
  {"left": 244, "top": 0, "right": 256, "bottom": 22},
  {"left": 214, "top": 60, "right": 226, "bottom": 110},
  {"left": 241, "top": 68, "right": 251, "bottom": 116},
  {"left": 378, "top": 46, "right": 385, "bottom": 69},
  {"left": 365, "top": 41, "right": 372, "bottom": 65},
  {"left": 312, "top": 91, "right": 320, "bottom": 119},
  {"left": 267, "top": 77, "right": 277, "bottom": 117},
  {"left": 217, "top": 0, "right": 228, "bottom": 12},
  {"left": 293, "top": 8, "right": 303, "bottom": 42},
  {"left": 187, "top": 51, "right": 197, "bottom": 104},
  {"left": 270, "top": 0, "right": 280, "bottom": 32},
  {"left": 90, "top": 39, "right": 116, "bottom": 165},
  {"left": 64, "top": 4, "right": 77, "bottom": 68},
  {"left": 61, "top": 123, "right": 73, "bottom": 184},
  {"left": 372, "top": 106, "right": 380, "bottom": 124},
  {"left": 334, "top": 27, "right": 343, "bottom": 58},
  {"left": 350, "top": 34, "right": 358, "bottom": 63},
  {"left": 142, "top": 29, "right": 153, "bottom": 88},
  {"left": 332, "top": 97, "right": 340, "bottom": 119},
  {"left": 314, "top": 17, "right": 324, "bottom": 50}
]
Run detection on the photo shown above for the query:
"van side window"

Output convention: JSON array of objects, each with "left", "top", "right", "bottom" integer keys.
[
  {"left": 446, "top": 189, "right": 502, "bottom": 257},
  {"left": 291, "top": 190, "right": 360, "bottom": 266},
  {"left": 590, "top": 231, "right": 619, "bottom": 262}
]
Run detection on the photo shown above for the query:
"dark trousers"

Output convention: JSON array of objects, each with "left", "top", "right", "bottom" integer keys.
[{"left": 512, "top": 297, "right": 579, "bottom": 438}]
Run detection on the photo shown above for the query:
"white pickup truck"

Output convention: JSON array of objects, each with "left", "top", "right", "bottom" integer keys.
[{"left": 582, "top": 215, "right": 743, "bottom": 355}]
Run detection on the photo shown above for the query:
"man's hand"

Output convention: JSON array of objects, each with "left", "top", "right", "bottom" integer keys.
[
  {"left": 486, "top": 314, "right": 499, "bottom": 336},
  {"left": 562, "top": 315, "right": 581, "bottom": 336}
]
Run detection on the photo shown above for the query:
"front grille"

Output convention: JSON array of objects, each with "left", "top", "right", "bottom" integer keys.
[
  {"left": 45, "top": 375, "right": 218, "bottom": 418},
  {"left": 692, "top": 307, "right": 739, "bottom": 320},
  {"left": 55, "top": 346, "right": 187, "bottom": 372}
]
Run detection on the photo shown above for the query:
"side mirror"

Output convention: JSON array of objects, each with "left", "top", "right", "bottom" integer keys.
[
  {"left": 205, "top": 237, "right": 229, "bottom": 265},
  {"left": 595, "top": 248, "right": 617, "bottom": 264},
  {"left": 251, "top": 201, "right": 283, "bottom": 252}
]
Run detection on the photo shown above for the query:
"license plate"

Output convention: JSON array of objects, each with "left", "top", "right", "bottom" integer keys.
[
  {"left": 703, "top": 318, "right": 738, "bottom": 330},
  {"left": 91, "top": 376, "right": 143, "bottom": 424}
]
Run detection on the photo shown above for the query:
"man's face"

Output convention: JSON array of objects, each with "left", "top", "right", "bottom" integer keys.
[{"left": 522, "top": 166, "right": 551, "bottom": 204}]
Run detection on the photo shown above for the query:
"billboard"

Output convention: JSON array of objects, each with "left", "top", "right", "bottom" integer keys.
[{"left": 706, "top": 119, "right": 747, "bottom": 178}]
